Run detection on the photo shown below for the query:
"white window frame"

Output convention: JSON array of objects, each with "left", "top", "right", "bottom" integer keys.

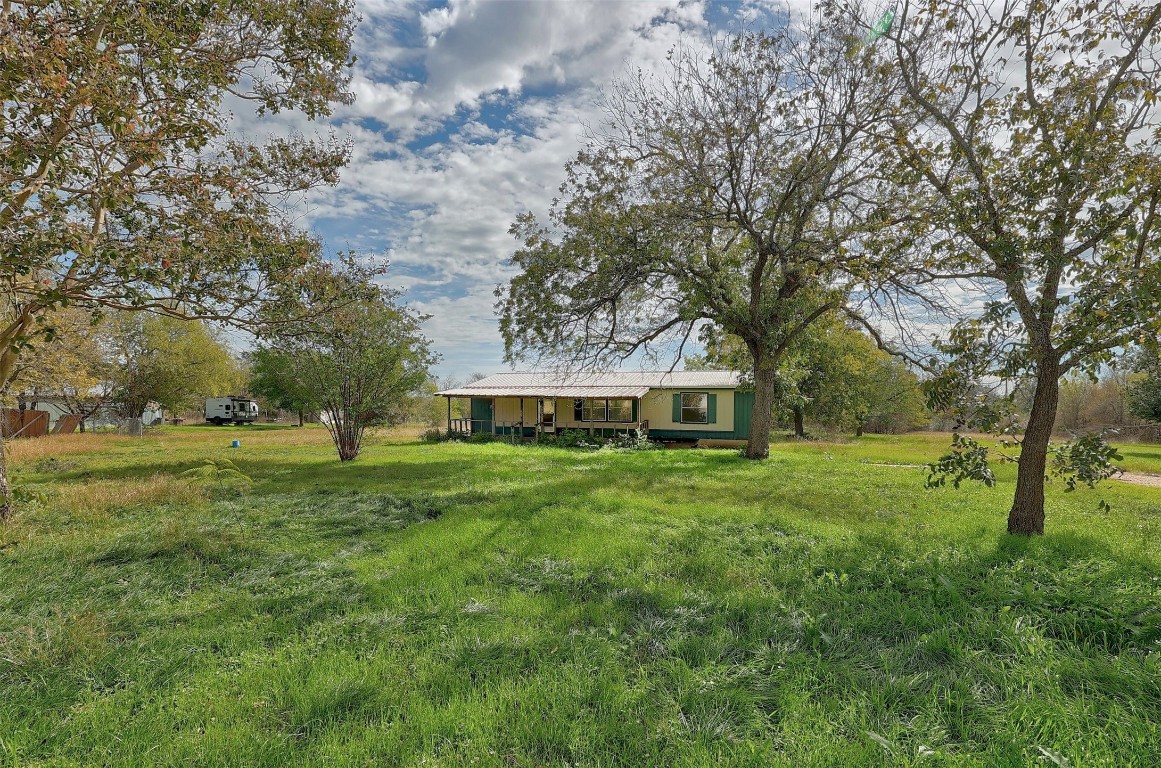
[
  {"left": 607, "top": 399, "right": 634, "bottom": 423},
  {"left": 680, "top": 392, "right": 708, "bottom": 424},
  {"left": 582, "top": 398, "right": 607, "bottom": 422}
]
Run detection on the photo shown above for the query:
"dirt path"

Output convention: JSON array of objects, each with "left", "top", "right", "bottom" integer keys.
[{"left": 1114, "top": 472, "right": 1161, "bottom": 488}]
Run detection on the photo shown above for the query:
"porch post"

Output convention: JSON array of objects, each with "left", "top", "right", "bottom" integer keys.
[
  {"left": 520, "top": 398, "right": 525, "bottom": 442},
  {"left": 446, "top": 397, "right": 451, "bottom": 433},
  {"left": 535, "top": 399, "right": 542, "bottom": 443}
]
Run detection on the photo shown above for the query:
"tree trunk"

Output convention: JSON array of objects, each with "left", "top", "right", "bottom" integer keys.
[
  {"left": 0, "top": 430, "right": 11, "bottom": 522},
  {"left": 1008, "top": 358, "right": 1061, "bottom": 536},
  {"left": 855, "top": 423, "right": 864, "bottom": 438},
  {"left": 745, "top": 363, "right": 778, "bottom": 459},
  {"left": 298, "top": 408, "right": 304, "bottom": 427},
  {"left": 792, "top": 406, "right": 805, "bottom": 439}
]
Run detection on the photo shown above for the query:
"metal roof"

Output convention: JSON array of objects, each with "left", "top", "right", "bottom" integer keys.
[
  {"left": 436, "top": 370, "right": 743, "bottom": 398},
  {"left": 436, "top": 385, "right": 651, "bottom": 398}
]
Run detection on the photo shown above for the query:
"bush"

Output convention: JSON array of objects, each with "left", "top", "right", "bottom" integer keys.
[
  {"left": 420, "top": 427, "right": 469, "bottom": 443},
  {"left": 601, "top": 433, "right": 661, "bottom": 452}
]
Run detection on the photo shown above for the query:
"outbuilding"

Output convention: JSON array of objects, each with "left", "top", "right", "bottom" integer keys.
[{"left": 436, "top": 370, "right": 753, "bottom": 444}]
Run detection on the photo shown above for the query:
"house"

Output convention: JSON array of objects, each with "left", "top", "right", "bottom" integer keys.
[{"left": 436, "top": 371, "right": 754, "bottom": 444}]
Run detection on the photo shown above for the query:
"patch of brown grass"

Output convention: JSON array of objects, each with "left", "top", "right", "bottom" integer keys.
[
  {"left": 5, "top": 433, "right": 135, "bottom": 464},
  {"left": 0, "top": 609, "right": 111, "bottom": 676},
  {"left": 53, "top": 475, "right": 205, "bottom": 521}
]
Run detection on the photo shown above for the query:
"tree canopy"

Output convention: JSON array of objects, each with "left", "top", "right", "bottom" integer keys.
[
  {"left": 110, "top": 315, "right": 243, "bottom": 420},
  {"left": 254, "top": 287, "right": 435, "bottom": 462},
  {"left": 499, "top": 23, "right": 906, "bottom": 459},
  {"left": 690, "top": 316, "right": 928, "bottom": 437}
]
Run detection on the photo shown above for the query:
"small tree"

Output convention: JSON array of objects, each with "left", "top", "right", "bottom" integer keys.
[
  {"left": 256, "top": 293, "right": 435, "bottom": 461},
  {"left": 848, "top": 0, "right": 1161, "bottom": 534},
  {"left": 0, "top": 306, "right": 115, "bottom": 430},
  {"left": 498, "top": 23, "right": 906, "bottom": 459}
]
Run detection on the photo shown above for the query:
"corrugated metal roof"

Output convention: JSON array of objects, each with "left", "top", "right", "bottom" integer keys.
[
  {"left": 436, "top": 370, "right": 742, "bottom": 397},
  {"left": 435, "top": 385, "right": 651, "bottom": 398}
]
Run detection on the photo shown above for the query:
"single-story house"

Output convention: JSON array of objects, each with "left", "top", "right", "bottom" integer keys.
[{"left": 436, "top": 370, "right": 754, "bottom": 442}]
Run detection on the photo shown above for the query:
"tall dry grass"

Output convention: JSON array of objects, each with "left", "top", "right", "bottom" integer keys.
[
  {"left": 5, "top": 433, "right": 135, "bottom": 464},
  {"left": 51, "top": 475, "right": 206, "bottom": 521}
]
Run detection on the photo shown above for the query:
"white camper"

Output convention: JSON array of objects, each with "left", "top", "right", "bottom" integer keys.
[{"left": 204, "top": 397, "right": 259, "bottom": 426}]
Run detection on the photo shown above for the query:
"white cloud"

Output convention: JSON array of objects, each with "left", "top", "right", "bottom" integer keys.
[{"left": 231, "top": 1, "right": 771, "bottom": 376}]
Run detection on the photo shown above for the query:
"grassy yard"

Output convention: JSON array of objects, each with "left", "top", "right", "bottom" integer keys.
[{"left": 1, "top": 427, "right": 1159, "bottom": 766}]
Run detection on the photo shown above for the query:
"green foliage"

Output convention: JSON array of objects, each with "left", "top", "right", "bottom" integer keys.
[
  {"left": 110, "top": 315, "right": 243, "bottom": 418},
  {"left": 256, "top": 281, "right": 436, "bottom": 462},
  {"left": 179, "top": 458, "right": 253, "bottom": 495},
  {"left": 247, "top": 347, "right": 317, "bottom": 417},
  {"left": 419, "top": 427, "right": 469, "bottom": 443},
  {"left": 600, "top": 433, "right": 661, "bottom": 452},
  {"left": 926, "top": 433, "right": 998, "bottom": 489},
  {"left": 695, "top": 317, "right": 929, "bottom": 435},
  {"left": 0, "top": 0, "right": 358, "bottom": 392},
  {"left": 852, "top": 0, "right": 1161, "bottom": 533},
  {"left": 1126, "top": 346, "right": 1161, "bottom": 423},
  {"left": 1050, "top": 434, "right": 1124, "bottom": 494}
]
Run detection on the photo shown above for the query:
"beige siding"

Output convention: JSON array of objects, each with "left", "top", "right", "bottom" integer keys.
[
  {"left": 641, "top": 388, "right": 735, "bottom": 432},
  {"left": 493, "top": 397, "right": 538, "bottom": 425},
  {"left": 488, "top": 391, "right": 736, "bottom": 433}
]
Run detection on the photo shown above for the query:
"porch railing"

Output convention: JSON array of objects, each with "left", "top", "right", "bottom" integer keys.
[{"left": 444, "top": 417, "right": 649, "bottom": 442}]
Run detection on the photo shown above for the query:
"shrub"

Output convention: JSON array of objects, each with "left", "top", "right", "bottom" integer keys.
[
  {"left": 419, "top": 427, "right": 469, "bottom": 443},
  {"left": 601, "top": 433, "right": 661, "bottom": 452}
]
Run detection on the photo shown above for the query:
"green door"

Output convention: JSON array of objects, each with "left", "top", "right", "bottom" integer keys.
[{"left": 470, "top": 398, "right": 493, "bottom": 434}]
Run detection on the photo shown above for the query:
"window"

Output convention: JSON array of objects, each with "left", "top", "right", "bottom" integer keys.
[
  {"left": 680, "top": 392, "right": 708, "bottom": 423},
  {"left": 582, "top": 398, "right": 607, "bottom": 421},
  {"left": 607, "top": 399, "right": 633, "bottom": 422}
]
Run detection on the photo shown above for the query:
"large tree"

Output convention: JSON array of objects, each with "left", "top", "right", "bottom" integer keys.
[
  {"left": 498, "top": 23, "right": 906, "bottom": 459},
  {"left": 1126, "top": 346, "right": 1161, "bottom": 423},
  {"left": 248, "top": 347, "right": 316, "bottom": 427},
  {"left": 851, "top": 0, "right": 1161, "bottom": 534},
  {"left": 0, "top": 0, "right": 358, "bottom": 518},
  {"left": 109, "top": 315, "right": 243, "bottom": 420},
  {"left": 255, "top": 290, "right": 435, "bottom": 462}
]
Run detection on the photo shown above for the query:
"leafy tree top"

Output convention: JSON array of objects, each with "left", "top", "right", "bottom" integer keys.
[{"left": 0, "top": 0, "right": 358, "bottom": 380}]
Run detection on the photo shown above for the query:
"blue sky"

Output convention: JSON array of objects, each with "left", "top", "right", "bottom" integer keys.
[{"left": 277, "top": 0, "right": 801, "bottom": 381}]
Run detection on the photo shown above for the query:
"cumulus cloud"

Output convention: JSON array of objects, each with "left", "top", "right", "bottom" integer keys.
[{"left": 259, "top": 0, "right": 744, "bottom": 378}]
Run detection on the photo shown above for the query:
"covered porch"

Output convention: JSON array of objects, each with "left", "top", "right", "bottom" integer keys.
[{"left": 436, "top": 384, "right": 651, "bottom": 442}]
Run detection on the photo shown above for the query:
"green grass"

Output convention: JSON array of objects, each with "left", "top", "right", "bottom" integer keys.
[{"left": 1, "top": 427, "right": 1160, "bottom": 766}]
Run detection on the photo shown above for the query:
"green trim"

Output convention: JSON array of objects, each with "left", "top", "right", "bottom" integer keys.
[
  {"left": 707, "top": 393, "right": 717, "bottom": 424},
  {"left": 672, "top": 393, "right": 681, "bottom": 422},
  {"left": 631, "top": 399, "right": 638, "bottom": 421},
  {"left": 647, "top": 429, "right": 742, "bottom": 441},
  {"left": 732, "top": 391, "right": 754, "bottom": 439},
  {"left": 470, "top": 398, "right": 493, "bottom": 434}
]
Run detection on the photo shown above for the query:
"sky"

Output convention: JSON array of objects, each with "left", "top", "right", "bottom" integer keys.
[{"left": 272, "top": 0, "right": 804, "bottom": 381}]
